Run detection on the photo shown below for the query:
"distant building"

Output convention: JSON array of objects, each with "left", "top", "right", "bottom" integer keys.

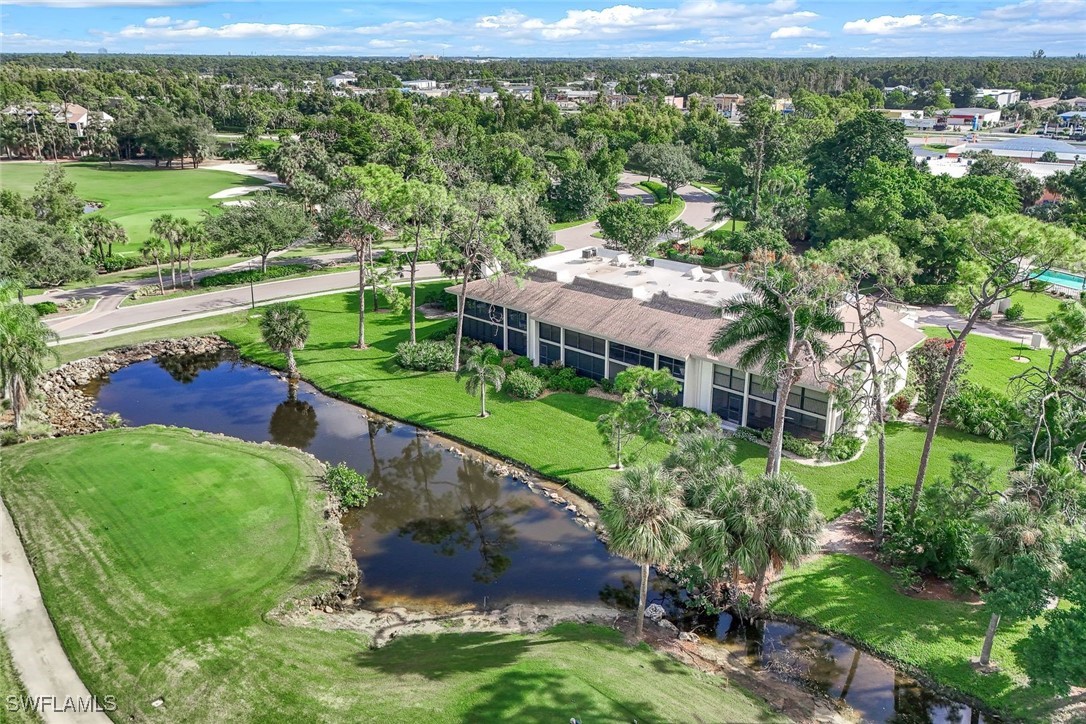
[
  {"left": 947, "top": 137, "right": 1081, "bottom": 164},
  {"left": 3, "top": 103, "right": 112, "bottom": 138},
  {"left": 701, "top": 93, "right": 744, "bottom": 116},
  {"left": 1058, "top": 110, "right": 1086, "bottom": 127},
  {"left": 1028, "top": 97, "right": 1061, "bottom": 110},
  {"left": 938, "top": 107, "right": 1002, "bottom": 129},
  {"left": 976, "top": 88, "right": 1021, "bottom": 106},
  {"left": 409, "top": 54, "right": 440, "bottom": 61},
  {"left": 402, "top": 79, "right": 437, "bottom": 91},
  {"left": 1066, "top": 97, "right": 1086, "bottom": 110},
  {"left": 662, "top": 95, "right": 685, "bottom": 110},
  {"left": 771, "top": 97, "right": 794, "bottom": 114},
  {"left": 326, "top": 71, "right": 357, "bottom": 87},
  {"left": 877, "top": 108, "right": 925, "bottom": 121}
]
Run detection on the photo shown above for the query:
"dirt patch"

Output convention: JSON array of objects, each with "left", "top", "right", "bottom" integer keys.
[{"left": 1011, "top": 355, "right": 1031, "bottom": 363}]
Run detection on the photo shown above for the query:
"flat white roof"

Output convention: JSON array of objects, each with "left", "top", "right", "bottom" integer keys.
[{"left": 532, "top": 247, "right": 749, "bottom": 309}]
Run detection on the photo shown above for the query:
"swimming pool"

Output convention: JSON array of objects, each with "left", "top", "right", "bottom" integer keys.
[{"left": 1034, "top": 268, "right": 1086, "bottom": 290}]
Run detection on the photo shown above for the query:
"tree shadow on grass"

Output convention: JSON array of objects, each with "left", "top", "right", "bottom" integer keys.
[{"left": 355, "top": 631, "right": 536, "bottom": 681}]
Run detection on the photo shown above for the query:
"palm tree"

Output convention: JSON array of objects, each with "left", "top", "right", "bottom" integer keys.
[
  {"left": 601, "top": 463, "right": 691, "bottom": 639},
  {"left": 710, "top": 251, "right": 843, "bottom": 475},
  {"left": 140, "top": 236, "right": 167, "bottom": 296},
  {"left": 711, "top": 187, "right": 752, "bottom": 234},
  {"left": 0, "top": 289, "right": 58, "bottom": 431},
  {"left": 973, "top": 500, "right": 1063, "bottom": 667},
  {"left": 456, "top": 345, "right": 505, "bottom": 418},
  {"left": 150, "top": 214, "right": 184, "bottom": 288},
  {"left": 727, "top": 473, "right": 822, "bottom": 605},
  {"left": 80, "top": 215, "right": 127, "bottom": 265},
  {"left": 259, "top": 302, "right": 310, "bottom": 378},
  {"left": 182, "top": 222, "right": 205, "bottom": 288}
]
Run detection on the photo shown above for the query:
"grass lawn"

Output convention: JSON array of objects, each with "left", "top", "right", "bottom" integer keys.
[
  {"left": 547, "top": 243, "right": 565, "bottom": 253},
  {"left": 0, "top": 162, "right": 264, "bottom": 249},
  {"left": 277, "top": 241, "right": 349, "bottom": 259},
  {"left": 922, "top": 143, "right": 953, "bottom": 153},
  {"left": 1, "top": 428, "right": 781, "bottom": 723},
  {"left": 924, "top": 327, "right": 1062, "bottom": 394},
  {"left": 218, "top": 284, "right": 1015, "bottom": 516},
  {"left": 772, "top": 554, "right": 1054, "bottom": 719},
  {"left": 1008, "top": 290, "right": 1069, "bottom": 328},
  {"left": 0, "top": 632, "right": 40, "bottom": 724}
]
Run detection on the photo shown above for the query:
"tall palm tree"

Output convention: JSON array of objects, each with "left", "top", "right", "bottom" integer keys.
[
  {"left": 182, "top": 222, "right": 205, "bottom": 288},
  {"left": 710, "top": 252, "right": 843, "bottom": 475},
  {"left": 140, "top": 236, "right": 168, "bottom": 296},
  {"left": 150, "top": 214, "right": 185, "bottom": 288},
  {"left": 973, "top": 500, "right": 1063, "bottom": 666},
  {"left": 727, "top": 473, "right": 822, "bottom": 605},
  {"left": 711, "top": 187, "right": 752, "bottom": 234},
  {"left": 0, "top": 291, "right": 58, "bottom": 431},
  {"left": 601, "top": 463, "right": 691, "bottom": 639},
  {"left": 456, "top": 345, "right": 505, "bottom": 418},
  {"left": 259, "top": 302, "right": 310, "bottom": 378},
  {"left": 79, "top": 215, "right": 127, "bottom": 265}
]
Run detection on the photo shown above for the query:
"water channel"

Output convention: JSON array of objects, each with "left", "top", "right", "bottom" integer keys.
[{"left": 85, "top": 350, "right": 996, "bottom": 723}]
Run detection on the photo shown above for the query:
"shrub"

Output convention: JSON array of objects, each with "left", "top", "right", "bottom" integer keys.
[
  {"left": 890, "top": 392, "right": 907, "bottom": 416},
  {"left": 978, "top": 307, "right": 993, "bottom": 320},
  {"left": 394, "top": 340, "right": 455, "bottom": 371},
  {"left": 1003, "top": 303, "right": 1025, "bottom": 322},
  {"left": 821, "top": 434, "right": 862, "bottom": 461},
  {"left": 901, "top": 284, "right": 952, "bottom": 305},
  {"left": 324, "top": 463, "right": 379, "bottom": 508},
  {"left": 505, "top": 368, "right": 544, "bottom": 399},
  {"left": 732, "top": 426, "right": 761, "bottom": 443},
  {"left": 781, "top": 432, "right": 819, "bottom": 458},
  {"left": 944, "top": 381, "right": 1019, "bottom": 440},
  {"left": 198, "top": 263, "right": 309, "bottom": 289},
  {"left": 31, "top": 301, "right": 58, "bottom": 316},
  {"left": 99, "top": 254, "right": 144, "bottom": 273}
]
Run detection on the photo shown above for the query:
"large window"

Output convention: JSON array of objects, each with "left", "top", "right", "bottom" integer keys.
[
  {"left": 746, "top": 398, "right": 776, "bottom": 431},
  {"left": 609, "top": 342, "right": 655, "bottom": 369},
  {"left": 539, "top": 341, "right": 561, "bottom": 366},
  {"left": 508, "top": 309, "right": 527, "bottom": 331},
  {"left": 608, "top": 361, "right": 628, "bottom": 381},
  {"left": 712, "top": 388, "right": 744, "bottom": 424},
  {"left": 657, "top": 355, "right": 685, "bottom": 380},
  {"left": 564, "top": 330, "right": 606, "bottom": 356},
  {"left": 463, "top": 317, "right": 503, "bottom": 349},
  {"left": 508, "top": 330, "right": 527, "bottom": 356},
  {"left": 465, "top": 299, "right": 504, "bottom": 324},
  {"left": 749, "top": 376, "right": 777, "bottom": 401},
  {"left": 564, "top": 349, "right": 605, "bottom": 380},
  {"left": 713, "top": 365, "right": 745, "bottom": 393},
  {"left": 784, "top": 410, "right": 826, "bottom": 440},
  {"left": 539, "top": 322, "right": 561, "bottom": 344},
  {"left": 786, "top": 386, "right": 829, "bottom": 417}
]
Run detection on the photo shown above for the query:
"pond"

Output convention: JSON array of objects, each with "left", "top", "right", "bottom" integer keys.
[
  {"left": 86, "top": 351, "right": 643, "bottom": 609},
  {"left": 85, "top": 350, "right": 996, "bottom": 723}
]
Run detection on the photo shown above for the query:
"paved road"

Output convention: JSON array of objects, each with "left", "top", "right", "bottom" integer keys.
[
  {"left": 1, "top": 499, "right": 110, "bottom": 723},
  {"left": 552, "top": 172, "right": 719, "bottom": 251}
]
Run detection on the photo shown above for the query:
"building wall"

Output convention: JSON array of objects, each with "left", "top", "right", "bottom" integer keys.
[{"left": 459, "top": 295, "right": 845, "bottom": 440}]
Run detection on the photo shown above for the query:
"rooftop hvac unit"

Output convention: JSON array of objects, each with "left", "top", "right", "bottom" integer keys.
[
  {"left": 644, "top": 258, "right": 656, "bottom": 267},
  {"left": 582, "top": 247, "right": 597, "bottom": 259}
]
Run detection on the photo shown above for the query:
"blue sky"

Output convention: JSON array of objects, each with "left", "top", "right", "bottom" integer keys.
[{"left": 1, "top": 0, "right": 1084, "bottom": 57}]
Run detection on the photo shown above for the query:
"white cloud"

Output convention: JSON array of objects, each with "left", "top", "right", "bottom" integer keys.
[
  {"left": 843, "top": 0, "right": 1085, "bottom": 37},
  {"left": 842, "top": 14, "right": 924, "bottom": 34},
  {"left": 115, "top": 21, "right": 334, "bottom": 40},
  {"left": 769, "top": 25, "right": 827, "bottom": 38}
]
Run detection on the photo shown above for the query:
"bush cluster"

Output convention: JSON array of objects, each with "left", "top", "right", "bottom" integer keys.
[
  {"left": 31, "top": 301, "right": 58, "bottom": 316},
  {"left": 394, "top": 340, "right": 455, "bottom": 371},
  {"left": 758, "top": 427, "right": 819, "bottom": 458},
  {"left": 1003, "top": 303, "right": 1025, "bottom": 322},
  {"left": 98, "top": 254, "right": 146, "bottom": 273},
  {"left": 529, "top": 363, "right": 595, "bottom": 394},
  {"left": 505, "top": 368, "right": 544, "bottom": 399},
  {"left": 944, "top": 381, "right": 1019, "bottom": 440},
  {"left": 821, "top": 434, "right": 862, "bottom": 461},
  {"left": 198, "top": 263, "right": 309, "bottom": 288},
  {"left": 900, "top": 283, "right": 952, "bottom": 305},
  {"left": 324, "top": 463, "right": 380, "bottom": 508}
]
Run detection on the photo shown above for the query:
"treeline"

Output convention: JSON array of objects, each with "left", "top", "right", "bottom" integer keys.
[{"left": 4, "top": 52, "right": 1086, "bottom": 100}]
